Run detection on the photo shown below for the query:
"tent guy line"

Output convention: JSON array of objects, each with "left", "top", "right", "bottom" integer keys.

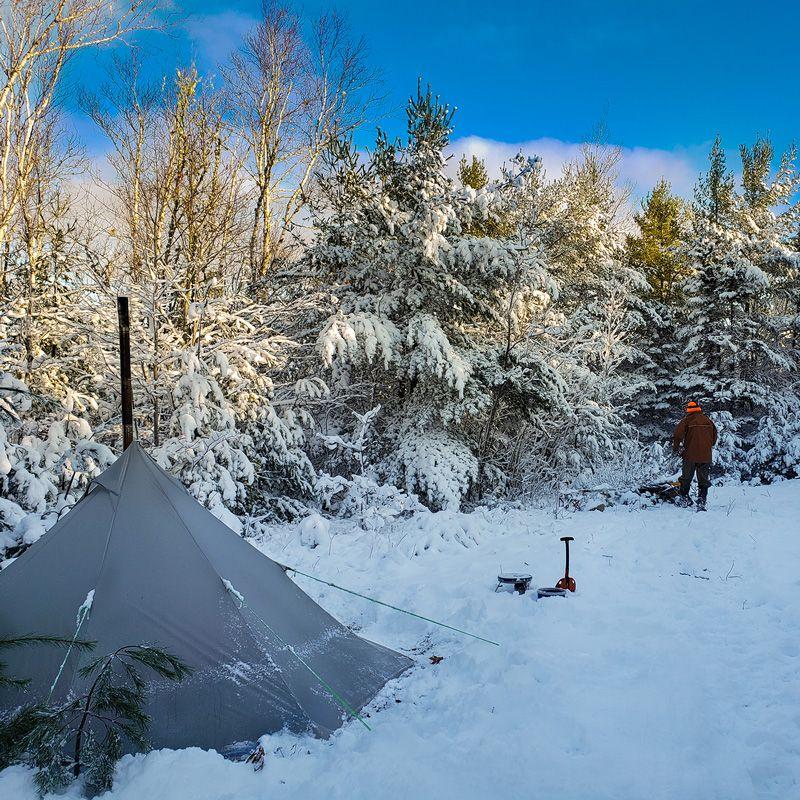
[
  {"left": 222, "top": 578, "right": 372, "bottom": 731},
  {"left": 279, "top": 564, "right": 502, "bottom": 648}
]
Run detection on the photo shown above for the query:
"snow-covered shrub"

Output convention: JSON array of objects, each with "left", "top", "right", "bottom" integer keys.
[
  {"left": 316, "top": 472, "right": 424, "bottom": 530},
  {"left": 706, "top": 410, "right": 744, "bottom": 479},
  {"left": 298, "top": 512, "right": 330, "bottom": 549},
  {"left": 151, "top": 303, "right": 318, "bottom": 524},
  {"left": 747, "top": 392, "right": 800, "bottom": 481},
  {"left": 383, "top": 426, "right": 478, "bottom": 511},
  {"left": 313, "top": 403, "right": 425, "bottom": 525},
  {"left": 571, "top": 440, "right": 675, "bottom": 493},
  {"left": 516, "top": 402, "right": 632, "bottom": 500},
  {"left": 0, "top": 376, "right": 114, "bottom": 556},
  {"left": 317, "top": 405, "right": 381, "bottom": 476}
]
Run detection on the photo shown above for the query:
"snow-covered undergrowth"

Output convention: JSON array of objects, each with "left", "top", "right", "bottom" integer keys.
[{"left": 3, "top": 481, "right": 799, "bottom": 799}]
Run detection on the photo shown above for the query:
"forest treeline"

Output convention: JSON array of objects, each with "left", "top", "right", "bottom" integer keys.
[{"left": 0, "top": 1, "right": 798, "bottom": 554}]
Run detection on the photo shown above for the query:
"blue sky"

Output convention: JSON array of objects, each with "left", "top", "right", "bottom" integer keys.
[{"left": 70, "top": 0, "right": 800, "bottom": 197}]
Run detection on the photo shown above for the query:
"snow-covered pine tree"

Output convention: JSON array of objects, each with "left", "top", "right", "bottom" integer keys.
[
  {"left": 515, "top": 275, "right": 651, "bottom": 497},
  {"left": 150, "top": 297, "right": 317, "bottom": 526},
  {"left": 736, "top": 139, "right": 800, "bottom": 479},
  {"left": 677, "top": 137, "right": 799, "bottom": 477},
  {"left": 625, "top": 179, "right": 692, "bottom": 437},
  {"left": 627, "top": 178, "right": 691, "bottom": 306},
  {"left": 458, "top": 155, "right": 489, "bottom": 190},
  {"left": 533, "top": 142, "right": 629, "bottom": 309},
  {"left": 309, "top": 86, "right": 558, "bottom": 509},
  {"left": 511, "top": 143, "right": 652, "bottom": 495}
]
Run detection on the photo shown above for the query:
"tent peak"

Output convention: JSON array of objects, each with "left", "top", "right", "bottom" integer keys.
[{"left": 89, "top": 440, "right": 143, "bottom": 496}]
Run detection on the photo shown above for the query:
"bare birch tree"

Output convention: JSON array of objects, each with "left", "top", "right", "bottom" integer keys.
[
  {"left": 224, "top": 1, "right": 378, "bottom": 290},
  {"left": 0, "top": 0, "right": 155, "bottom": 393},
  {"left": 86, "top": 61, "right": 248, "bottom": 444},
  {"left": 0, "top": 0, "right": 154, "bottom": 248}
]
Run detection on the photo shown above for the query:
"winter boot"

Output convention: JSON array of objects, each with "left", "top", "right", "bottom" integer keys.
[
  {"left": 674, "top": 493, "right": 693, "bottom": 508},
  {"left": 696, "top": 490, "right": 708, "bottom": 512}
]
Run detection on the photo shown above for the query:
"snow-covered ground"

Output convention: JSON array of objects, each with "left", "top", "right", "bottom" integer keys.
[{"left": 3, "top": 481, "right": 799, "bottom": 799}]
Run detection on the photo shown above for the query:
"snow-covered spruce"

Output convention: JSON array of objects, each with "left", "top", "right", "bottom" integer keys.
[{"left": 308, "top": 87, "right": 563, "bottom": 509}]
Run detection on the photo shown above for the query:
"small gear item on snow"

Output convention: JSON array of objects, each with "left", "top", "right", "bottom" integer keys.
[
  {"left": 555, "top": 536, "right": 576, "bottom": 592},
  {"left": 537, "top": 587, "right": 567, "bottom": 598},
  {"left": 495, "top": 572, "right": 533, "bottom": 594}
]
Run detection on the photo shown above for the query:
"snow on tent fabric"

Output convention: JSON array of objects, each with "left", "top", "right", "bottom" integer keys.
[{"left": 0, "top": 443, "right": 412, "bottom": 750}]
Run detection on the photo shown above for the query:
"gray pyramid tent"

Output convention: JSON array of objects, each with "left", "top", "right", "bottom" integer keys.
[{"left": 0, "top": 443, "right": 411, "bottom": 749}]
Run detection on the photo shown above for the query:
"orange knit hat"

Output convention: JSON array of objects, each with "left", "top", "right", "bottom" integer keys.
[{"left": 686, "top": 401, "right": 701, "bottom": 414}]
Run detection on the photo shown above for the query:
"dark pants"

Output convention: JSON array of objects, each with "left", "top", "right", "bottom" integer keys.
[{"left": 680, "top": 460, "right": 710, "bottom": 499}]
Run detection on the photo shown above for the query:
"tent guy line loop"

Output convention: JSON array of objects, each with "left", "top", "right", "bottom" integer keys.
[
  {"left": 278, "top": 564, "right": 501, "bottom": 648},
  {"left": 221, "top": 578, "right": 372, "bottom": 731}
]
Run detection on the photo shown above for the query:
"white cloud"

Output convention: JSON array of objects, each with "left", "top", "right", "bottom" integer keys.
[
  {"left": 184, "top": 11, "right": 258, "bottom": 66},
  {"left": 448, "top": 135, "right": 706, "bottom": 202}
]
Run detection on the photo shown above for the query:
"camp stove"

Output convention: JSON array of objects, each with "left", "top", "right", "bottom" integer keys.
[{"left": 495, "top": 572, "right": 533, "bottom": 595}]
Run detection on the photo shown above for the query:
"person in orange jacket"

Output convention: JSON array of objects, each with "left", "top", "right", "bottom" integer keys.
[{"left": 673, "top": 401, "right": 718, "bottom": 509}]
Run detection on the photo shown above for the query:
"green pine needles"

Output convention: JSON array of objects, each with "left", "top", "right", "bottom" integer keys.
[
  {"left": 0, "top": 643, "right": 192, "bottom": 796},
  {"left": 0, "top": 634, "right": 95, "bottom": 689}
]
